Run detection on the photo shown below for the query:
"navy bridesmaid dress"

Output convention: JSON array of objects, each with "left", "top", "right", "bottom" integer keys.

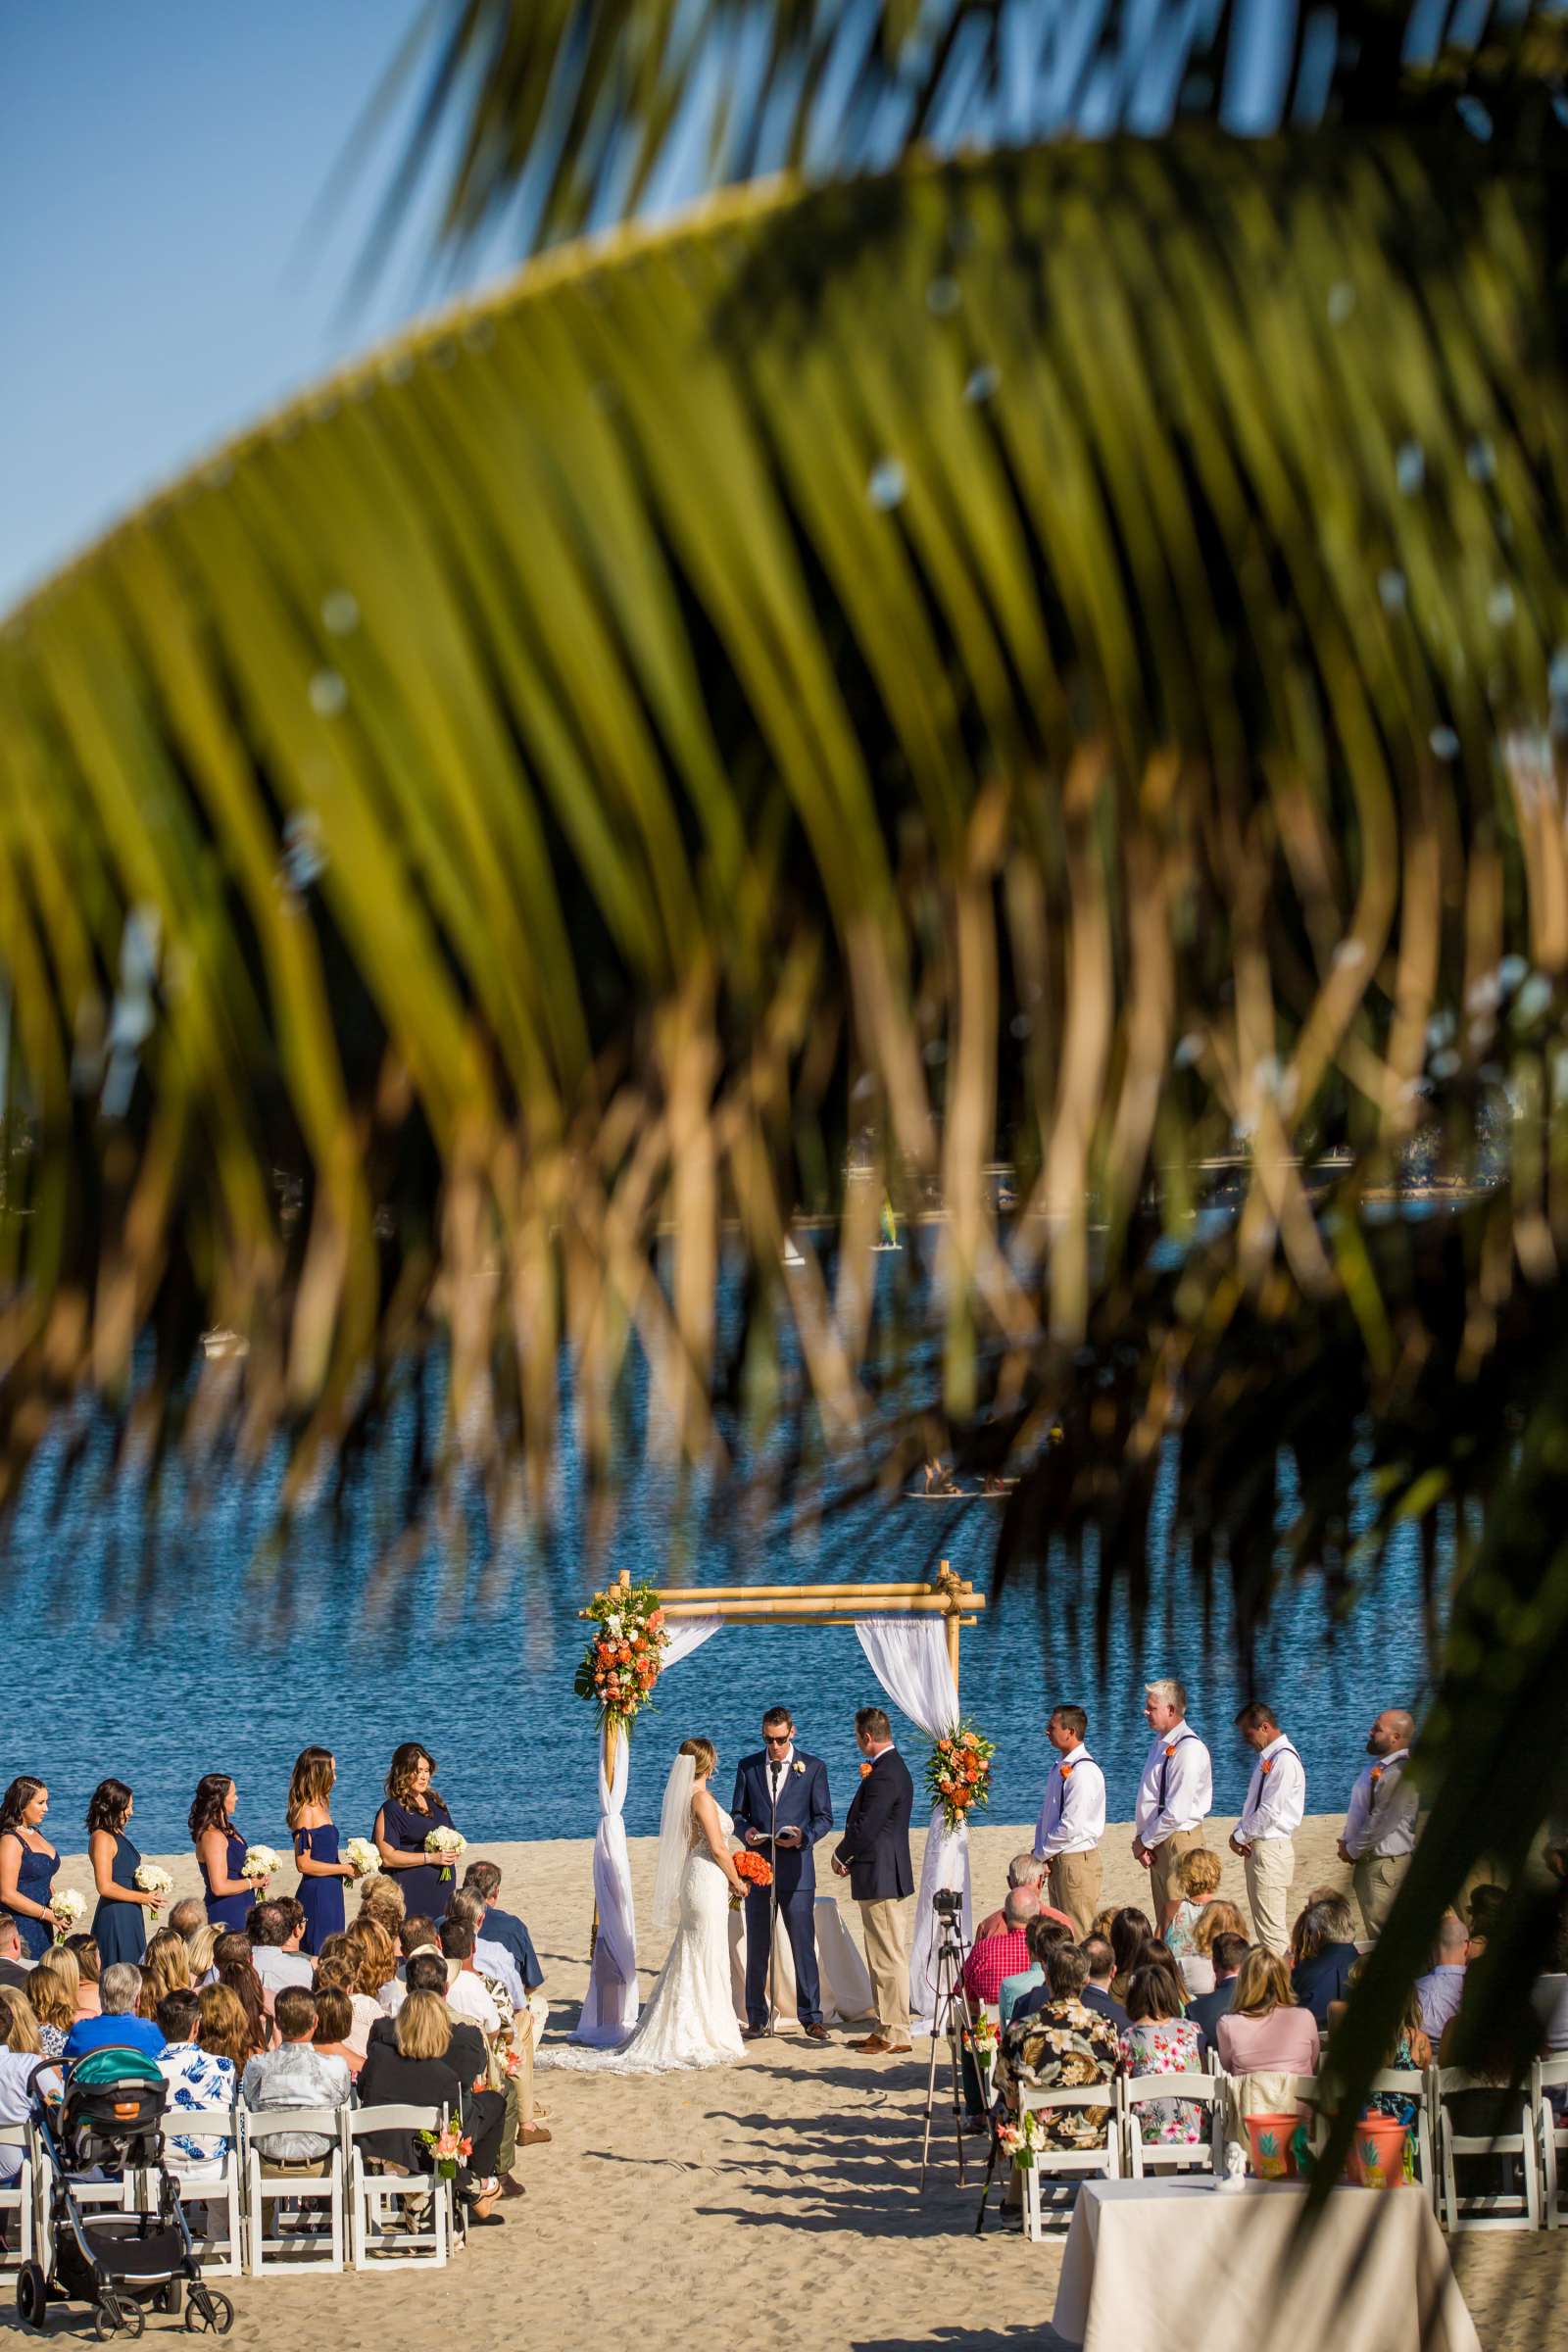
[
  {"left": 92, "top": 1831, "right": 147, "bottom": 1966},
  {"left": 5, "top": 1832, "right": 58, "bottom": 1960},
  {"left": 378, "top": 1795, "right": 460, "bottom": 1921},
  {"left": 293, "top": 1825, "right": 345, "bottom": 1954},
  {"left": 200, "top": 1826, "right": 254, "bottom": 1932}
]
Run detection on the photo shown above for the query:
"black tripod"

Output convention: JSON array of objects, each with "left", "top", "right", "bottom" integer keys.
[{"left": 918, "top": 1899, "right": 970, "bottom": 2188}]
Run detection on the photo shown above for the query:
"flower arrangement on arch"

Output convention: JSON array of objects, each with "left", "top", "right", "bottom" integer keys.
[
  {"left": 573, "top": 1582, "right": 669, "bottom": 1733},
  {"left": 924, "top": 1721, "right": 996, "bottom": 1832},
  {"left": 731, "top": 1850, "right": 773, "bottom": 1913}
]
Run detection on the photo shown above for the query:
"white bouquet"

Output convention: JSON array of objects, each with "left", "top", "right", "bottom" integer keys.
[
  {"left": 49, "top": 1888, "right": 86, "bottom": 1937},
  {"left": 133, "top": 1863, "right": 173, "bottom": 1908},
  {"left": 424, "top": 1827, "right": 467, "bottom": 1882},
  {"left": 241, "top": 1844, "right": 284, "bottom": 1881},
  {"left": 343, "top": 1837, "right": 380, "bottom": 1878}
]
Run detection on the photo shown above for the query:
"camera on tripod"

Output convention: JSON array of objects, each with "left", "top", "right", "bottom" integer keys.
[{"left": 932, "top": 1887, "right": 962, "bottom": 1919}]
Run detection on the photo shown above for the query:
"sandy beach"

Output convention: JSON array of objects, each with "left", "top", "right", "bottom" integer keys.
[{"left": 44, "top": 1816, "right": 1566, "bottom": 2349}]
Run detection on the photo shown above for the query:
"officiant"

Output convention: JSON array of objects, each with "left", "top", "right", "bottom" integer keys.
[{"left": 731, "top": 1708, "right": 833, "bottom": 2041}]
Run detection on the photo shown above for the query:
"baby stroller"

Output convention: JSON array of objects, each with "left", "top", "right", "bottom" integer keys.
[{"left": 18, "top": 2049, "right": 234, "bottom": 2337}]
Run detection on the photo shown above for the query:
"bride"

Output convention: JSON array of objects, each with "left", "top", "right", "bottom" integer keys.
[{"left": 540, "top": 1736, "right": 750, "bottom": 2075}]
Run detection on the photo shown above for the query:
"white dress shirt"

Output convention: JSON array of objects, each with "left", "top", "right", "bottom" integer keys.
[
  {"left": 1342, "top": 1747, "right": 1418, "bottom": 1858},
  {"left": 475, "top": 1933, "right": 526, "bottom": 2013},
  {"left": 1033, "top": 1745, "right": 1106, "bottom": 1858},
  {"left": 446, "top": 1966, "right": 502, "bottom": 2036},
  {"left": 1134, "top": 1721, "right": 1212, "bottom": 1844},
  {"left": 1236, "top": 1734, "right": 1306, "bottom": 1842}
]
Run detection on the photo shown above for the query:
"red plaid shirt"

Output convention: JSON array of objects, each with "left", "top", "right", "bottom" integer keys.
[{"left": 961, "top": 1929, "right": 1033, "bottom": 2005}]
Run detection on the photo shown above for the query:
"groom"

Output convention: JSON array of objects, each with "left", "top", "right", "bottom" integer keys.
[{"left": 731, "top": 1706, "right": 834, "bottom": 2041}]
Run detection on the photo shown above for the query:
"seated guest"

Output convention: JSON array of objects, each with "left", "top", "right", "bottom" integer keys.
[
  {"left": 61, "top": 1963, "right": 166, "bottom": 2062},
  {"left": 461, "top": 1863, "right": 545, "bottom": 2014},
  {"left": 65, "top": 1934, "right": 102, "bottom": 2018},
  {"left": 141, "top": 1928, "right": 193, "bottom": 2015},
  {"left": 310, "top": 1985, "right": 365, "bottom": 2079},
  {"left": 367, "top": 1952, "right": 529, "bottom": 2204},
  {"left": 995, "top": 1944, "right": 1121, "bottom": 2148},
  {"left": 158, "top": 1988, "right": 238, "bottom": 2174},
  {"left": 0, "top": 1910, "right": 32, "bottom": 1990},
  {"left": 439, "top": 1920, "right": 502, "bottom": 2036},
  {"left": 1075, "top": 1936, "right": 1129, "bottom": 2032},
  {"left": 343, "top": 1921, "right": 399, "bottom": 2054},
  {"left": 447, "top": 1890, "right": 527, "bottom": 2016},
  {"left": 1324, "top": 1960, "right": 1431, "bottom": 2133},
  {"left": 1215, "top": 1947, "right": 1320, "bottom": 2078},
  {"left": 197, "top": 1984, "right": 255, "bottom": 2078},
  {"left": 1463, "top": 1884, "right": 1505, "bottom": 1960},
  {"left": 1415, "top": 1911, "right": 1470, "bottom": 2041},
  {"left": 1161, "top": 1847, "right": 1224, "bottom": 1958},
  {"left": 975, "top": 1855, "right": 1073, "bottom": 1940},
  {"left": 381, "top": 1918, "right": 441, "bottom": 2019},
  {"left": 1290, "top": 1891, "right": 1360, "bottom": 2027},
  {"left": 1001, "top": 1918, "right": 1071, "bottom": 2028},
  {"left": 214, "top": 1934, "right": 270, "bottom": 2054},
  {"left": 239, "top": 1986, "right": 350, "bottom": 2170},
  {"left": 27, "top": 1954, "right": 77, "bottom": 2056},
  {"left": 1120, "top": 1963, "right": 1207, "bottom": 2145},
  {"left": 1180, "top": 1900, "right": 1249, "bottom": 1997},
  {"left": 1530, "top": 1911, "right": 1568, "bottom": 2071},
  {"left": 185, "top": 1926, "right": 219, "bottom": 1985},
  {"left": 357, "top": 1990, "right": 506, "bottom": 2224},
  {"left": 960, "top": 1889, "right": 1040, "bottom": 2014},
  {"left": 170, "top": 1898, "right": 207, "bottom": 1946},
  {"left": 0, "top": 1990, "right": 58, "bottom": 2178},
  {"left": 246, "top": 1900, "right": 314, "bottom": 1997},
  {"left": 1108, "top": 1908, "right": 1153, "bottom": 2002},
  {"left": 1187, "top": 1931, "right": 1250, "bottom": 2044},
  {"left": 1132, "top": 1939, "right": 1189, "bottom": 2016},
  {"left": 358, "top": 1876, "right": 408, "bottom": 1942}
]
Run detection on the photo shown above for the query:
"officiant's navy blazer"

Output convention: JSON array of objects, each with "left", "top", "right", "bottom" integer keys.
[{"left": 730, "top": 1749, "right": 833, "bottom": 1896}]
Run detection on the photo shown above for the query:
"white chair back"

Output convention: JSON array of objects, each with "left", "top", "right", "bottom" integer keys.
[
  {"left": 160, "top": 2100, "right": 243, "bottom": 2277},
  {"left": 241, "top": 2102, "right": 348, "bottom": 2276},
  {"left": 0, "top": 2123, "right": 32, "bottom": 2269},
  {"left": 1435, "top": 2067, "right": 1541, "bottom": 2231},
  {"left": 1117, "top": 2070, "right": 1223, "bottom": 2178},
  {"left": 345, "top": 2103, "right": 451, "bottom": 2271},
  {"left": 1013, "top": 2080, "right": 1121, "bottom": 2241},
  {"left": 1531, "top": 2054, "right": 1568, "bottom": 2231}
]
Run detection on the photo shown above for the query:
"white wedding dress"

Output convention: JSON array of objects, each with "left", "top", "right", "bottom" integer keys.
[{"left": 540, "top": 1797, "right": 746, "bottom": 2076}]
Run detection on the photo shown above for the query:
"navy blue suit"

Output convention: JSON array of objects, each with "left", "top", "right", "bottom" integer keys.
[{"left": 731, "top": 1748, "right": 833, "bottom": 2028}]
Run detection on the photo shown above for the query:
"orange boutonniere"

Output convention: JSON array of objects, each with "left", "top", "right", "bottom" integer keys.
[
  {"left": 1058, "top": 1762, "right": 1074, "bottom": 1781},
  {"left": 859, "top": 1761, "right": 873, "bottom": 1779},
  {"left": 1163, "top": 1742, "right": 1177, "bottom": 1757},
  {"left": 1260, "top": 1757, "right": 1275, "bottom": 1776},
  {"left": 1369, "top": 1764, "right": 1385, "bottom": 1785}
]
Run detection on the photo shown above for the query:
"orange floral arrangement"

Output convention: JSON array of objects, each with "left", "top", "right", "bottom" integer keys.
[
  {"left": 731, "top": 1849, "right": 773, "bottom": 1911},
  {"left": 923, "top": 1722, "right": 996, "bottom": 1832},
  {"left": 572, "top": 1582, "right": 669, "bottom": 1731}
]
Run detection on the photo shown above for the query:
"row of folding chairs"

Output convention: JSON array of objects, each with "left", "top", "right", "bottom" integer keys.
[{"left": 0, "top": 2100, "right": 462, "bottom": 2278}]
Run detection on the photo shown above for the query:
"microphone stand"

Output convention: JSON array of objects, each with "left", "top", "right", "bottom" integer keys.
[{"left": 766, "top": 1762, "right": 783, "bottom": 2034}]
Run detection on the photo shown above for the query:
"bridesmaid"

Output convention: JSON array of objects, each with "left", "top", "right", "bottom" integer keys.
[
  {"left": 86, "top": 1779, "right": 160, "bottom": 1966},
  {"left": 0, "top": 1778, "right": 59, "bottom": 1959},
  {"left": 189, "top": 1774, "right": 263, "bottom": 1931},
  {"left": 372, "top": 1743, "right": 461, "bottom": 1922},
  {"left": 288, "top": 1746, "right": 355, "bottom": 1955}
]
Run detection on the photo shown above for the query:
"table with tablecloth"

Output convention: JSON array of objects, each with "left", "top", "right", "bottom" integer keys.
[
  {"left": 727, "top": 1896, "right": 876, "bottom": 2028},
  {"left": 1052, "top": 2178, "right": 1479, "bottom": 2352}
]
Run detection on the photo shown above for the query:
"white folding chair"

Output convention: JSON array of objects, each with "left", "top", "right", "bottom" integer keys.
[
  {"left": 0, "top": 2125, "right": 32, "bottom": 2269},
  {"left": 1531, "top": 2054, "right": 1568, "bottom": 2230},
  {"left": 1118, "top": 2071, "right": 1223, "bottom": 2178},
  {"left": 241, "top": 2104, "right": 347, "bottom": 2275},
  {"left": 1436, "top": 2067, "right": 1541, "bottom": 2230},
  {"left": 1013, "top": 2082, "right": 1121, "bottom": 2240},
  {"left": 158, "top": 2103, "right": 243, "bottom": 2276},
  {"left": 1361, "top": 2069, "right": 1437, "bottom": 2207},
  {"left": 346, "top": 2105, "right": 451, "bottom": 2270}
]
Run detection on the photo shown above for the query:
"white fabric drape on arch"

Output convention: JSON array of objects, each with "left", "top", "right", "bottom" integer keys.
[
  {"left": 854, "top": 1615, "right": 969, "bottom": 2032},
  {"left": 571, "top": 1614, "right": 725, "bottom": 2045}
]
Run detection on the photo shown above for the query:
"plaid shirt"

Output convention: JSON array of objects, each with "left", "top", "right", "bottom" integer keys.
[{"left": 961, "top": 1929, "right": 1033, "bottom": 2006}]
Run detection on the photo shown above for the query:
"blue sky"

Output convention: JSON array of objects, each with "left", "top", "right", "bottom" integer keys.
[{"left": 0, "top": 0, "right": 505, "bottom": 611}]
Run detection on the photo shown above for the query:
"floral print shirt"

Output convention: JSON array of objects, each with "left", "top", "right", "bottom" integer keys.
[
  {"left": 997, "top": 1998, "right": 1122, "bottom": 2148},
  {"left": 158, "top": 2044, "right": 237, "bottom": 2166},
  {"left": 1119, "top": 2018, "right": 1206, "bottom": 2144}
]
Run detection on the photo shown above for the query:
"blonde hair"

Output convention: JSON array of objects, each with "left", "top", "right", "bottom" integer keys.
[
  {"left": 358, "top": 1875, "right": 405, "bottom": 1931},
  {"left": 1231, "top": 1947, "right": 1295, "bottom": 2018},
  {"left": 1175, "top": 1847, "right": 1223, "bottom": 1900},
  {"left": 396, "top": 1989, "right": 453, "bottom": 2063},
  {"left": 1145, "top": 1678, "right": 1187, "bottom": 1713},
  {"left": 1192, "top": 1901, "right": 1248, "bottom": 1955},
  {"left": 679, "top": 1737, "right": 717, "bottom": 1780},
  {"left": 344, "top": 1918, "right": 396, "bottom": 1997},
  {"left": 196, "top": 1983, "right": 251, "bottom": 2072},
  {"left": 142, "top": 1928, "right": 193, "bottom": 2009},
  {"left": 0, "top": 1989, "right": 43, "bottom": 2055},
  {"left": 27, "top": 1957, "right": 76, "bottom": 2033},
  {"left": 184, "top": 1925, "right": 218, "bottom": 1979}
]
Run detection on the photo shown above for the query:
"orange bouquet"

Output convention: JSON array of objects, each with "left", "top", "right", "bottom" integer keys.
[{"left": 731, "top": 1849, "right": 773, "bottom": 1911}]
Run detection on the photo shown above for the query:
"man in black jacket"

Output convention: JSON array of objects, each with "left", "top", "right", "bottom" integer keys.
[{"left": 831, "top": 1706, "right": 915, "bottom": 2054}]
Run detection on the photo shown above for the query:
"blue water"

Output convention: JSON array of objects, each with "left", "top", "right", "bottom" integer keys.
[{"left": 0, "top": 1397, "right": 1433, "bottom": 1858}]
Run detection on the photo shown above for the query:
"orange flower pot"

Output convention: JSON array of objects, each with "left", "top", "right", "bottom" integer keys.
[
  {"left": 1347, "top": 2116, "right": 1408, "bottom": 2189},
  {"left": 1245, "top": 2115, "right": 1299, "bottom": 2180}
]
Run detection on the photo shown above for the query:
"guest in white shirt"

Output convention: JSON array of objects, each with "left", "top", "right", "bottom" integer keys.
[
  {"left": 1414, "top": 1912, "right": 1470, "bottom": 2041},
  {"left": 1337, "top": 1708, "right": 1419, "bottom": 1937},
  {"left": 1228, "top": 1702, "right": 1306, "bottom": 1956},
  {"left": 440, "top": 1919, "right": 502, "bottom": 2037},
  {"left": 446, "top": 1890, "right": 527, "bottom": 2015},
  {"left": 1132, "top": 1678, "right": 1213, "bottom": 1916},
  {"left": 246, "top": 1899, "right": 314, "bottom": 1998},
  {"left": 1032, "top": 1705, "right": 1105, "bottom": 1937}
]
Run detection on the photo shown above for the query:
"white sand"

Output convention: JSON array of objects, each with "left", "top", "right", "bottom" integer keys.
[{"left": 44, "top": 1819, "right": 1565, "bottom": 2348}]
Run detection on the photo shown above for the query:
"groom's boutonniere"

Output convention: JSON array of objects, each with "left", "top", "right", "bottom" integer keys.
[{"left": 792, "top": 1761, "right": 806, "bottom": 1776}]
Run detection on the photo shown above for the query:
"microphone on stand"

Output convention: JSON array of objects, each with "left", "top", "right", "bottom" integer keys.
[{"left": 766, "top": 1755, "right": 783, "bottom": 2034}]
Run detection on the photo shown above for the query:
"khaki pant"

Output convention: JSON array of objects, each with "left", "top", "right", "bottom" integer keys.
[
  {"left": 858, "top": 1895, "right": 913, "bottom": 2044},
  {"left": 1048, "top": 1849, "right": 1103, "bottom": 1940},
  {"left": 1243, "top": 1836, "right": 1296, "bottom": 1955},
  {"left": 1149, "top": 1827, "right": 1203, "bottom": 1916},
  {"left": 1353, "top": 1851, "right": 1409, "bottom": 1939}
]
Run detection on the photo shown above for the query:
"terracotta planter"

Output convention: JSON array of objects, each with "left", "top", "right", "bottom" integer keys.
[
  {"left": 1347, "top": 2115, "right": 1409, "bottom": 2188},
  {"left": 1245, "top": 2114, "right": 1299, "bottom": 2179}
]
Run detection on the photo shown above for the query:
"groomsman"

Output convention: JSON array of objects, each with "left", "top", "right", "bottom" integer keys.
[
  {"left": 1132, "top": 1677, "right": 1212, "bottom": 1915},
  {"left": 1032, "top": 1705, "right": 1105, "bottom": 1937},
  {"left": 832, "top": 1707, "right": 915, "bottom": 2055},
  {"left": 731, "top": 1707, "right": 834, "bottom": 2041},
  {"left": 1228, "top": 1702, "right": 1305, "bottom": 1955},
  {"left": 1338, "top": 1706, "right": 1419, "bottom": 1937}
]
